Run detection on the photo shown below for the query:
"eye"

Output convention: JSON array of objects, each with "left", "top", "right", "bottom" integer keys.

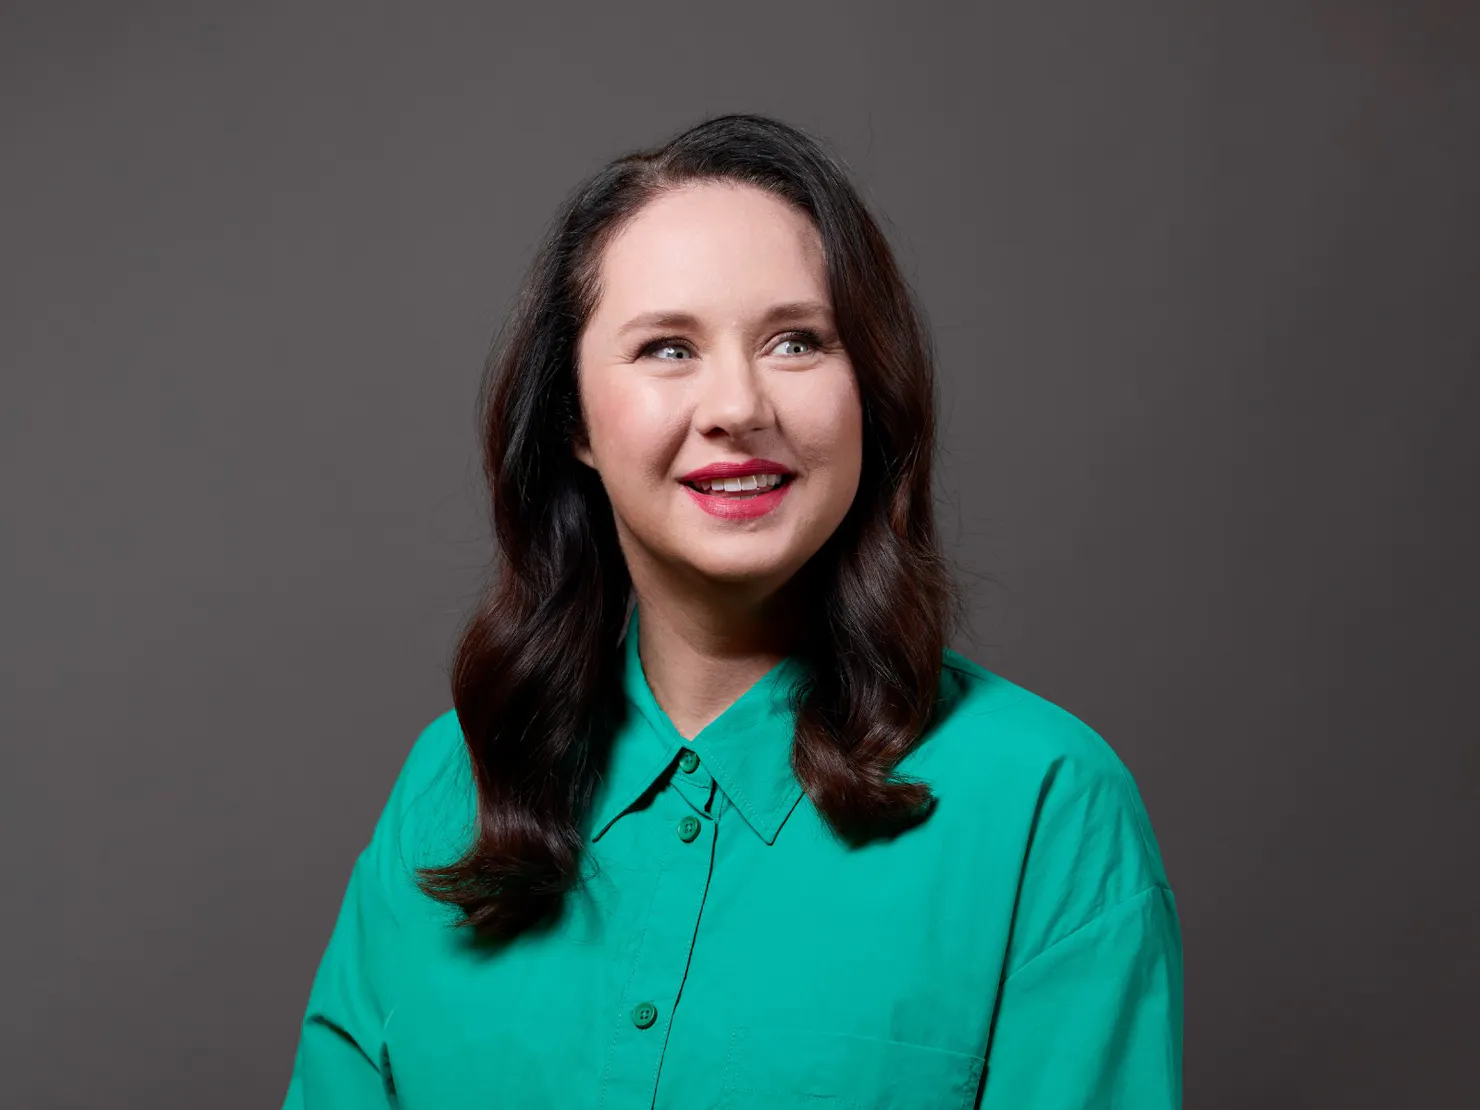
[
  {"left": 634, "top": 329, "right": 827, "bottom": 361},
  {"left": 638, "top": 338, "right": 695, "bottom": 361},
  {"left": 772, "top": 329, "right": 824, "bottom": 356}
]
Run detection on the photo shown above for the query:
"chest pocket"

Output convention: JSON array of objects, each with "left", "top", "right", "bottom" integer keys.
[{"left": 718, "top": 1024, "right": 984, "bottom": 1110}]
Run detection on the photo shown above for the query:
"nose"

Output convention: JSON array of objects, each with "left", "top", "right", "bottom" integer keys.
[{"left": 691, "top": 346, "right": 773, "bottom": 437}]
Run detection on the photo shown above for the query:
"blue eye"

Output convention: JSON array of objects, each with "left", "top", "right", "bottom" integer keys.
[
  {"left": 772, "top": 330, "right": 824, "bottom": 356},
  {"left": 642, "top": 340, "right": 693, "bottom": 360},
  {"left": 636, "top": 330, "right": 825, "bottom": 361},
  {"left": 774, "top": 332, "right": 820, "bottom": 355}
]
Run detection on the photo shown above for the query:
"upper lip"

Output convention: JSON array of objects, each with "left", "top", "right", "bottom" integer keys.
[{"left": 679, "top": 458, "right": 794, "bottom": 484}]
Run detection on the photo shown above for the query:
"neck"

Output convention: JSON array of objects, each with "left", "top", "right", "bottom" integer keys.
[{"left": 630, "top": 584, "right": 806, "bottom": 742}]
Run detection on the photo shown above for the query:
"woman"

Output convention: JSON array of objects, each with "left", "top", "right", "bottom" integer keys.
[{"left": 282, "top": 113, "right": 1183, "bottom": 1109}]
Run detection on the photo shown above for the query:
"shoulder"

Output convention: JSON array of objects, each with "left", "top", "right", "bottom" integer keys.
[
  {"left": 914, "top": 646, "right": 1173, "bottom": 888},
  {"left": 399, "top": 708, "right": 470, "bottom": 789},
  {"left": 367, "top": 708, "right": 477, "bottom": 891},
  {"left": 931, "top": 646, "right": 1133, "bottom": 785},
  {"left": 924, "top": 649, "right": 1177, "bottom": 970}
]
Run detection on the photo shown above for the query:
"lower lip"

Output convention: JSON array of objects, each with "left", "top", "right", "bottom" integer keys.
[{"left": 681, "top": 478, "right": 793, "bottom": 519}]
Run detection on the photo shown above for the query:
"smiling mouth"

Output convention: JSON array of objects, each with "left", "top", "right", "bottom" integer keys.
[{"left": 681, "top": 475, "right": 795, "bottom": 498}]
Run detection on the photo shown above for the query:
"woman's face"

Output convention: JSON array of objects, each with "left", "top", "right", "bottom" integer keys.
[{"left": 574, "top": 181, "right": 862, "bottom": 605}]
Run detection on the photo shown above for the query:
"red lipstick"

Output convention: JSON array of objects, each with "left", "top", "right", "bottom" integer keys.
[
  {"left": 679, "top": 458, "right": 794, "bottom": 483},
  {"left": 678, "top": 458, "right": 795, "bottom": 521}
]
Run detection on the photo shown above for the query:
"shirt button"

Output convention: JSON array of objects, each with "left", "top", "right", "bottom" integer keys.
[
  {"left": 677, "top": 815, "right": 702, "bottom": 842},
  {"left": 678, "top": 749, "right": 700, "bottom": 774},
  {"left": 632, "top": 1001, "right": 658, "bottom": 1029}
]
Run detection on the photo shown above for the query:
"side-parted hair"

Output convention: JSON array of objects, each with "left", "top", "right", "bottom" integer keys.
[{"left": 418, "top": 113, "right": 965, "bottom": 942}]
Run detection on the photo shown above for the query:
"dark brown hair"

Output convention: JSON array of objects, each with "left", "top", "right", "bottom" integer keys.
[{"left": 418, "top": 113, "right": 965, "bottom": 942}]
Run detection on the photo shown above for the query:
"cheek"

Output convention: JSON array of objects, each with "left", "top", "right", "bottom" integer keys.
[
  {"left": 585, "top": 378, "right": 683, "bottom": 475},
  {"left": 791, "top": 373, "right": 864, "bottom": 477}
]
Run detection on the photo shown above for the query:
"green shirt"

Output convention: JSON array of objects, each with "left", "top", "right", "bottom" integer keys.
[{"left": 283, "top": 604, "right": 1183, "bottom": 1108}]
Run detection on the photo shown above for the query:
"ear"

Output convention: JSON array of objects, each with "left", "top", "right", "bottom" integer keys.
[{"left": 571, "top": 433, "right": 595, "bottom": 469}]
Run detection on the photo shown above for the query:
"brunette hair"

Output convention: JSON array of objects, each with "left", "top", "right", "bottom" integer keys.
[{"left": 418, "top": 113, "right": 966, "bottom": 941}]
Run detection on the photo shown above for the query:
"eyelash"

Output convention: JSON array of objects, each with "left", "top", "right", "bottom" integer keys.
[{"left": 635, "top": 329, "right": 826, "bottom": 361}]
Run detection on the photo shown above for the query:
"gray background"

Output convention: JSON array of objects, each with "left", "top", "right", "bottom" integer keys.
[{"left": 3, "top": 2, "right": 1476, "bottom": 1107}]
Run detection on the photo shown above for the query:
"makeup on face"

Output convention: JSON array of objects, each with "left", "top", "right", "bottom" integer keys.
[{"left": 678, "top": 458, "right": 795, "bottom": 520}]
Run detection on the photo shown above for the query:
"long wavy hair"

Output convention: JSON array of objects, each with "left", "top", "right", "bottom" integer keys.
[{"left": 418, "top": 113, "right": 966, "bottom": 942}]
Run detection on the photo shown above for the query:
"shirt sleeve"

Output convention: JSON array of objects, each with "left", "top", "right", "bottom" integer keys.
[
  {"left": 280, "top": 844, "right": 402, "bottom": 1109},
  {"left": 974, "top": 707, "right": 1185, "bottom": 1109},
  {"left": 978, "top": 882, "right": 1184, "bottom": 1109},
  {"left": 280, "top": 711, "right": 466, "bottom": 1108}
]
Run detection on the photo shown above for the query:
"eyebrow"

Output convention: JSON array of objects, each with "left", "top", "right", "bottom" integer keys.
[{"left": 615, "top": 300, "right": 835, "bottom": 338}]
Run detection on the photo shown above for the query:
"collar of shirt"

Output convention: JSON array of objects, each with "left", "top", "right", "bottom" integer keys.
[{"left": 586, "top": 604, "right": 812, "bottom": 846}]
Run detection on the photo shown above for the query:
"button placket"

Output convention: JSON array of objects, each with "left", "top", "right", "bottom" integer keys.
[
  {"left": 596, "top": 769, "right": 717, "bottom": 1107},
  {"left": 669, "top": 750, "right": 716, "bottom": 818}
]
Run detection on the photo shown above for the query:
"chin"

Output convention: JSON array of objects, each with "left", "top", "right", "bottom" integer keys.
[
  {"left": 688, "top": 560, "right": 786, "bottom": 586},
  {"left": 679, "top": 545, "right": 799, "bottom": 587}
]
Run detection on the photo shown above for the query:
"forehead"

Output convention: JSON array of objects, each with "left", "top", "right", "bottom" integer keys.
[{"left": 591, "top": 182, "right": 828, "bottom": 323}]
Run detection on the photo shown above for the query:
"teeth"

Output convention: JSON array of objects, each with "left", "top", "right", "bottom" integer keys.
[{"left": 691, "top": 473, "right": 787, "bottom": 493}]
